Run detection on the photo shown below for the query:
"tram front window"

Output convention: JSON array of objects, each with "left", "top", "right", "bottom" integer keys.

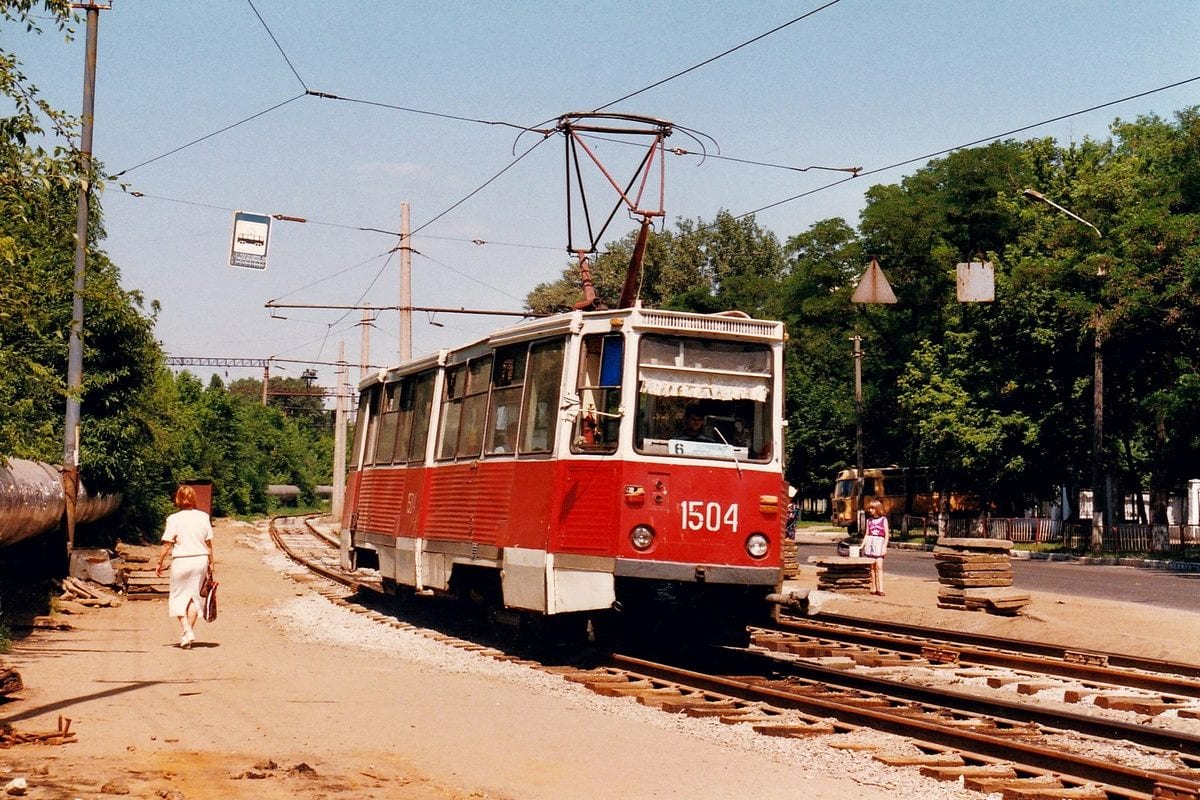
[{"left": 635, "top": 335, "right": 773, "bottom": 463}]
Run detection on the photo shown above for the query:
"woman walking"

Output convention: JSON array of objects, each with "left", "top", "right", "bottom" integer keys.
[
  {"left": 862, "top": 500, "right": 890, "bottom": 596},
  {"left": 155, "top": 485, "right": 214, "bottom": 648}
]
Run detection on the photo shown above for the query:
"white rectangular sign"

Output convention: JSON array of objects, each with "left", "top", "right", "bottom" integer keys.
[
  {"left": 230, "top": 211, "right": 271, "bottom": 270},
  {"left": 956, "top": 261, "right": 995, "bottom": 302}
]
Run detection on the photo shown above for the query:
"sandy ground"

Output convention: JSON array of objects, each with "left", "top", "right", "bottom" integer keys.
[{"left": 1, "top": 519, "right": 1198, "bottom": 799}]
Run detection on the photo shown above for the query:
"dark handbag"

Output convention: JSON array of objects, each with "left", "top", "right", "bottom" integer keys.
[
  {"left": 200, "top": 568, "right": 215, "bottom": 599},
  {"left": 201, "top": 575, "right": 218, "bottom": 622}
]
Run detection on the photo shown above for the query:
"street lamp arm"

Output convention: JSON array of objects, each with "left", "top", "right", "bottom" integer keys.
[{"left": 1022, "top": 188, "right": 1103, "bottom": 238}]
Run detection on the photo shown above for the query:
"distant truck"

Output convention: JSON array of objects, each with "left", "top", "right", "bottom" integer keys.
[{"left": 830, "top": 466, "right": 977, "bottom": 532}]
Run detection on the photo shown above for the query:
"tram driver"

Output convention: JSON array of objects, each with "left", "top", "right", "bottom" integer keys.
[{"left": 676, "top": 403, "right": 715, "bottom": 443}]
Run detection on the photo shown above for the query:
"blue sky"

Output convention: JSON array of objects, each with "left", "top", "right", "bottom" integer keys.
[{"left": 8, "top": 1, "right": 1200, "bottom": 394}]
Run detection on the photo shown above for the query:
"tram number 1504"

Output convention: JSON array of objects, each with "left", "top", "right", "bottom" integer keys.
[{"left": 680, "top": 501, "right": 739, "bottom": 533}]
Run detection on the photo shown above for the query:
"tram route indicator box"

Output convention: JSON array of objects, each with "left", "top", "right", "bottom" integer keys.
[{"left": 229, "top": 211, "right": 271, "bottom": 270}]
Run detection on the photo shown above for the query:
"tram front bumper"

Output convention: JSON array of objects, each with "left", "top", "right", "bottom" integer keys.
[{"left": 615, "top": 559, "right": 780, "bottom": 586}]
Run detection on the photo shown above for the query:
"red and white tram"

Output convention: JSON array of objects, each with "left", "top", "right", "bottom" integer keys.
[{"left": 341, "top": 303, "right": 786, "bottom": 645}]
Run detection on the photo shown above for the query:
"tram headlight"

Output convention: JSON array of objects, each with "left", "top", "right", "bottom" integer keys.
[
  {"left": 745, "top": 533, "right": 769, "bottom": 559},
  {"left": 630, "top": 525, "right": 656, "bottom": 551}
]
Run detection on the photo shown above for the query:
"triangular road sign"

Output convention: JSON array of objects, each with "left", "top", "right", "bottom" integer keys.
[{"left": 851, "top": 257, "right": 897, "bottom": 304}]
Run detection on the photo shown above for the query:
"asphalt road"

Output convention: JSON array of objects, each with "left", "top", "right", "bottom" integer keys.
[{"left": 793, "top": 541, "right": 1200, "bottom": 614}]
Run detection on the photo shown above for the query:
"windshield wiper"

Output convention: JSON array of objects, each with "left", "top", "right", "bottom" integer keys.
[{"left": 712, "top": 427, "right": 742, "bottom": 478}]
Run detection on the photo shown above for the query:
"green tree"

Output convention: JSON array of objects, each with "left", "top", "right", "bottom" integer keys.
[
  {"left": 526, "top": 210, "right": 785, "bottom": 317},
  {"left": 779, "top": 219, "right": 862, "bottom": 497}
]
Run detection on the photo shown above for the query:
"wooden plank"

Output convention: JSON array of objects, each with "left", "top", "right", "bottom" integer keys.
[
  {"left": 965, "top": 775, "right": 1062, "bottom": 794},
  {"left": 919, "top": 764, "right": 1018, "bottom": 781},
  {"left": 876, "top": 752, "right": 966, "bottom": 767},
  {"left": 752, "top": 721, "right": 836, "bottom": 737},
  {"left": 935, "top": 537, "right": 1014, "bottom": 551},
  {"left": 1000, "top": 786, "right": 1108, "bottom": 799},
  {"left": 934, "top": 553, "right": 1011, "bottom": 564}
]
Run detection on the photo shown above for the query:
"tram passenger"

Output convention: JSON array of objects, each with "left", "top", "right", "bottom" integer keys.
[
  {"left": 154, "top": 485, "right": 214, "bottom": 649},
  {"left": 676, "top": 404, "right": 715, "bottom": 442},
  {"left": 492, "top": 417, "right": 520, "bottom": 454},
  {"left": 862, "top": 499, "right": 890, "bottom": 595}
]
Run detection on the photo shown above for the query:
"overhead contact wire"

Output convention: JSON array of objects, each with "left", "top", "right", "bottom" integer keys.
[
  {"left": 407, "top": 133, "right": 553, "bottom": 238},
  {"left": 738, "top": 73, "right": 1200, "bottom": 220},
  {"left": 247, "top": 0, "right": 308, "bottom": 90},
  {"left": 107, "top": 93, "right": 306, "bottom": 178},
  {"left": 595, "top": 0, "right": 843, "bottom": 111},
  {"left": 305, "top": 92, "right": 534, "bottom": 132}
]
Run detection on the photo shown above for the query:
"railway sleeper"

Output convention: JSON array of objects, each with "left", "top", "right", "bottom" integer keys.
[
  {"left": 998, "top": 786, "right": 1108, "bottom": 799},
  {"left": 919, "top": 763, "right": 1019, "bottom": 781},
  {"left": 658, "top": 697, "right": 741, "bottom": 714},
  {"left": 1016, "top": 681, "right": 1064, "bottom": 695},
  {"left": 850, "top": 652, "right": 926, "bottom": 667},
  {"left": 752, "top": 721, "right": 838, "bottom": 737},
  {"left": 1155, "top": 781, "right": 1200, "bottom": 800},
  {"left": 1063, "top": 651, "right": 1109, "bottom": 668},
  {"left": 1093, "top": 694, "right": 1190, "bottom": 715},
  {"left": 637, "top": 691, "right": 717, "bottom": 710},
  {"left": 874, "top": 751, "right": 967, "bottom": 767},
  {"left": 922, "top": 645, "right": 962, "bottom": 665}
]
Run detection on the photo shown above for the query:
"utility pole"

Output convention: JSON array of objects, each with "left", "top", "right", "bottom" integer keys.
[
  {"left": 1093, "top": 295, "right": 1107, "bottom": 552},
  {"left": 62, "top": 2, "right": 106, "bottom": 555},
  {"left": 851, "top": 334, "right": 865, "bottom": 534},
  {"left": 261, "top": 360, "right": 270, "bottom": 407},
  {"left": 359, "top": 308, "right": 372, "bottom": 382},
  {"left": 399, "top": 202, "right": 412, "bottom": 363},
  {"left": 332, "top": 341, "right": 346, "bottom": 520},
  {"left": 847, "top": 257, "right": 896, "bottom": 536},
  {"left": 1023, "top": 188, "right": 1106, "bottom": 550}
]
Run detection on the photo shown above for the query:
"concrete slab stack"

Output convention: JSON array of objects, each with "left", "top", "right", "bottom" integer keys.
[
  {"left": 934, "top": 537, "right": 1029, "bottom": 615},
  {"left": 806, "top": 555, "right": 873, "bottom": 594},
  {"left": 781, "top": 538, "right": 800, "bottom": 579}
]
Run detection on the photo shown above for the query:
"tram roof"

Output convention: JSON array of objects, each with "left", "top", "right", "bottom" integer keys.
[{"left": 358, "top": 305, "right": 785, "bottom": 391}]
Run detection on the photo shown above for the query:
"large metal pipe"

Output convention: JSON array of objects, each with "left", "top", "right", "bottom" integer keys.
[{"left": 0, "top": 459, "right": 120, "bottom": 548}]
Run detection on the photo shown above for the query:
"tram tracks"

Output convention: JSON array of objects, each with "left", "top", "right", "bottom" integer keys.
[{"left": 267, "top": 516, "right": 1200, "bottom": 799}]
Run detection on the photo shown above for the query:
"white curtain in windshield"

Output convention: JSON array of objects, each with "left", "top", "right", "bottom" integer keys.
[{"left": 639, "top": 367, "right": 769, "bottom": 402}]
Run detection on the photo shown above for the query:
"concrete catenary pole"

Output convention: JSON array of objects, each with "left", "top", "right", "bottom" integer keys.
[
  {"left": 399, "top": 202, "right": 412, "bottom": 363},
  {"left": 851, "top": 334, "right": 864, "bottom": 534},
  {"left": 332, "top": 341, "right": 346, "bottom": 519},
  {"left": 62, "top": 3, "right": 104, "bottom": 554},
  {"left": 359, "top": 308, "right": 371, "bottom": 382}
]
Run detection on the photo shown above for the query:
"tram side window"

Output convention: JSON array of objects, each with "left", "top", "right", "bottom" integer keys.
[
  {"left": 374, "top": 382, "right": 401, "bottom": 464},
  {"left": 571, "top": 333, "right": 622, "bottom": 454},
  {"left": 406, "top": 370, "right": 436, "bottom": 463},
  {"left": 521, "top": 338, "right": 565, "bottom": 453},
  {"left": 436, "top": 365, "right": 466, "bottom": 460},
  {"left": 456, "top": 356, "right": 493, "bottom": 458},
  {"left": 360, "top": 383, "right": 379, "bottom": 465},
  {"left": 392, "top": 377, "right": 415, "bottom": 464},
  {"left": 485, "top": 344, "right": 527, "bottom": 455},
  {"left": 352, "top": 387, "right": 378, "bottom": 469}
]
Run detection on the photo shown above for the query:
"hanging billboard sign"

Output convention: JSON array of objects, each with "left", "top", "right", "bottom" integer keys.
[
  {"left": 229, "top": 211, "right": 271, "bottom": 270},
  {"left": 956, "top": 261, "right": 995, "bottom": 302}
]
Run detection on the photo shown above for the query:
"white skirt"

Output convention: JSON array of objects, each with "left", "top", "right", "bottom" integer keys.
[{"left": 168, "top": 554, "right": 209, "bottom": 618}]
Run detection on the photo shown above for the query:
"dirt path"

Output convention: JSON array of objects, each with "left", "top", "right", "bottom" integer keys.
[{"left": 1, "top": 519, "right": 1197, "bottom": 799}]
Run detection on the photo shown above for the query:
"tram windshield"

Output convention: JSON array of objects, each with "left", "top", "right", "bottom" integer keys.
[{"left": 634, "top": 334, "right": 773, "bottom": 463}]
